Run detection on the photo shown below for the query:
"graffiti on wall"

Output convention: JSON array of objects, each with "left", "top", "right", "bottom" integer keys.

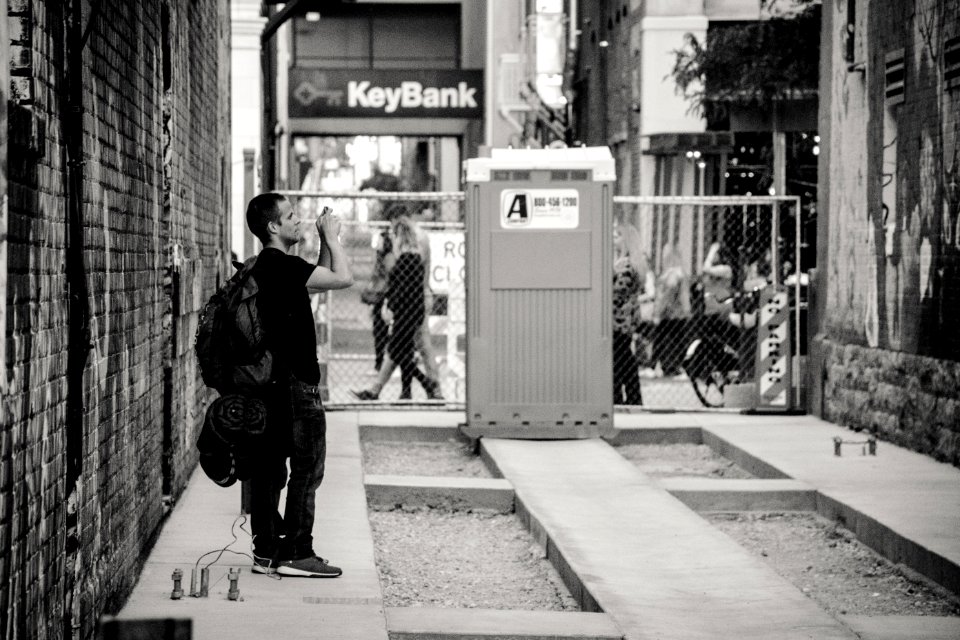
[{"left": 861, "top": 0, "right": 960, "bottom": 360}]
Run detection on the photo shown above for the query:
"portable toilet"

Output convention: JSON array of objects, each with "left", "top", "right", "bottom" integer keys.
[{"left": 462, "top": 147, "right": 615, "bottom": 439}]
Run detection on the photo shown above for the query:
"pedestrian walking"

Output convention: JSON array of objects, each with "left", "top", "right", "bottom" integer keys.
[
  {"left": 351, "top": 216, "right": 443, "bottom": 401},
  {"left": 244, "top": 193, "right": 353, "bottom": 578},
  {"left": 360, "top": 226, "right": 392, "bottom": 372},
  {"left": 653, "top": 243, "right": 692, "bottom": 376},
  {"left": 381, "top": 216, "right": 439, "bottom": 399},
  {"left": 612, "top": 223, "right": 645, "bottom": 405}
]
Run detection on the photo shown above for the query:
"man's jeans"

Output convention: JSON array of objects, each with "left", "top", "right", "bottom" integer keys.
[{"left": 249, "top": 377, "right": 327, "bottom": 561}]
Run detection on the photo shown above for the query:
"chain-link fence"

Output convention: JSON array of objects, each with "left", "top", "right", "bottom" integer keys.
[
  {"left": 612, "top": 195, "right": 803, "bottom": 410},
  {"left": 280, "top": 191, "right": 466, "bottom": 407},
  {"left": 281, "top": 191, "right": 802, "bottom": 411}
]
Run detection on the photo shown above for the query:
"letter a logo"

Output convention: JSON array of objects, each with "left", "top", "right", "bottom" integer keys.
[{"left": 504, "top": 193, "right": 529, "bottom": 226}]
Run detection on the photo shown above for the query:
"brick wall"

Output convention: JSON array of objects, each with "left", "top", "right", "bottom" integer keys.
[
  {"left": 1, "top": 1, "right": 230, "bottom": 638},
  {"left": 812, "top": 0, "right": 960, "bottom": 466}
]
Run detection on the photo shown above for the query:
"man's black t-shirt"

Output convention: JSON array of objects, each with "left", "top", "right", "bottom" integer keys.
[{"left": 252, "top": 248, "right": 320, "bottom": 384}]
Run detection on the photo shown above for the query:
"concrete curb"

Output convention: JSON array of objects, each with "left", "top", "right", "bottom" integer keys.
[
  {"left": 385, "top": 607, "right": 624, "bottom": 640},
  {"left": 605, "top": 426, "right": 703, "bottom": 445},
  {"left": 700, "top": 429, "right": 792, "bottom": 479},
  {"left": 512, "top": 493, "right": 604, "bottom": 615},
  {"left": 360, "top": 423, "right": 468, "bottom": 443},
  {"left": 697, "top": 426, "right": 960, "bottom": 597},
  {"left": 817, "top": 491, "right": 960, "bottom": 597},
  {"left": 660, "top": 477, "right": 818, "bottom": 512},
  {"left": 837, "top": 615, "right": 960, "bottom": 640},
  {"left": 365, "top": 474, "right": 515, "bottom": 512}
]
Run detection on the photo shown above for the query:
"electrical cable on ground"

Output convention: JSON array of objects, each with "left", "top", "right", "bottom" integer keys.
[{"left": 190, "top": 514, "right": 280, "bottom": 580}]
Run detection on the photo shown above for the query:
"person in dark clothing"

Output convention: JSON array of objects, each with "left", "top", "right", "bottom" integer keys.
[
  {"left": 359, "top": 164, "right": 403, "bottom": 370},
  {"left": 245, "top": 193, "right": 352, "bottom": 578},
  {"left": 368, "top": 229, "right": 392, "bottom": 371},
  {"left": 351, "top": 216, "right": 443, "bottom": 402},
  {"left": 383, "top": 217, "right": 433, "bottom": 399},
  {"left": 612, "top": 223, "right": 644, "bottom": 405}
]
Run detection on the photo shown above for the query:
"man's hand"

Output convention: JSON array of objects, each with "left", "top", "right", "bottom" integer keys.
[{"left": 316, "top": 208, "right": 342, "bottom": 239}]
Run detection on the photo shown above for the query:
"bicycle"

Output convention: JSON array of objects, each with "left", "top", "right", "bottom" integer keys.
[{"left": 682, "top": 284, "right": 762, "bottom": 408}]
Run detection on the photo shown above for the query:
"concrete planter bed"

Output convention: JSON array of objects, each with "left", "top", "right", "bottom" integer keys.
[
  {"left": 360, "top": 426, "right": 960, "bottom": 638},
  {"left": 368, "top": 507, "right": 579, "bottom": 612},
  {"left": 361, "top": 435, "right": 580, "bottom": 614},
  {"left": 615, "top": 442, "right": 754, "bottom": 479},
  {"left": 706, "top": 511, "right": 960, "bottom": 618},
  {"left": 361, "top": 440, "right": 490, "bottom": 478}
]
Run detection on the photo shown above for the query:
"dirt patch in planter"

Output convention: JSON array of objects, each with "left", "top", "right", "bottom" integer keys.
[
  {"left": 369, "top": 508, "right": 579, "bottom": 610},
  {"left": 707, "top": 512, "right": 960, "bottom": 617},
  {"left": 617, "top": 443, "right": 753, "bottom": 478},
  {"left": 362, "top": 441, "right": 491, "bottom": 478}
]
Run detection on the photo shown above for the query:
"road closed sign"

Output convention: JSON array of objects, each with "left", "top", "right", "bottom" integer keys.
[
  {"left": 429, "top": 231, "right": 465, "bottom": 294},
  {"left": 500, "top": 189, "right": 580, "bottom": 229}
]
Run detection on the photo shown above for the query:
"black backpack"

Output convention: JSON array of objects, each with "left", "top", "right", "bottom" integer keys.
[{"left": 195, "top": 257, "right": 273, "bottom": 392}]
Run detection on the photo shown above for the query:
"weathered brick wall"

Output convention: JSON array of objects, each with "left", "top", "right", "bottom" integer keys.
[
  {"left": 813, "top": 0, "right": 960, "bottom": 466},
  {"left": 3, "top": 2, "right": 71, "bottom": 637},
  {"left": 818, "top": 340, "right": 960, "bottom": 463},
  {"left": 161, "top": 0, "right": 232, "bottom": 505},
  {"left": 1, "top": 1, "right": 230, "bottom": 638}
]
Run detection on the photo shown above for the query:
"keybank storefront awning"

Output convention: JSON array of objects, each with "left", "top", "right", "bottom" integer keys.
[{"left": 288, "top": 68, "right": 484, "bottom": 136}]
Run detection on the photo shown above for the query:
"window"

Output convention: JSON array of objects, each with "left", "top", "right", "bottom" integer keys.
[
  {"left": 945, "top": 35, "right": 960, "bottom": 90},
  {"left": 844, "top": 0, "right": 856, "bottom": 64},
  {"left": 293, "top": 5, "right": 459, "bottom": 70},
  {"left": 882, "top": 49, "right": 903, "bottom": 259}
]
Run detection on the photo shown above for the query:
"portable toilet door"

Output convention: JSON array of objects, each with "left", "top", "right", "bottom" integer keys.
[{"left": 462, "top": 147, "right": 616, "bottom": 439}]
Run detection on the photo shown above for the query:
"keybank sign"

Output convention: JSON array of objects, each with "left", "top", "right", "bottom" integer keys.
[
  {"left": 289, "top": 69, "right": 484, "bottom": 119},
  {"left": 349, "top": 81, "right": 477, "bottom": 112}
]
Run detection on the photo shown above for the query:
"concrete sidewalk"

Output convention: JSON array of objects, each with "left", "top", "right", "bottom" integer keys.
[
  {"left": 617, "top": 412, "right": 960, "bottom": 595},
  {"left": 111, "top": 409, "right": 960, "bottom": 640},
  {"left": 112, "top": 412, "right": 390, "bottom": 640}
]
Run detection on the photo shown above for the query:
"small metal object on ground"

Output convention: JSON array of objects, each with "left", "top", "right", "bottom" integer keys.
[
  {"left": 199, "top": 567, "right": 209, "bottom": 597},
  {"left": 170, "top": 569, "right": 183, "bottom": 600},
  {"left": 833, "top": 436, "right": 877, "bottom": 456},
  {"left": 189, "top": 568, "right": 198, "bottom": 597},
  {"left": 227, "top": 568, "right": 240, "bottom": 601}
]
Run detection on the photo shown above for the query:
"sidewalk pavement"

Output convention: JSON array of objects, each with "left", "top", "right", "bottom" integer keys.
[
  {"left": 112, "top": 411, "right": 388, "bottom": 640},
  {"left": 111, "top": 410, "right": 960, "bottom": 640}
]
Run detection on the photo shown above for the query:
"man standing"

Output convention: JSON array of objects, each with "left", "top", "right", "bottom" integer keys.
[{"left": 244, "top": 192, "right": 353, "bottom": 577}]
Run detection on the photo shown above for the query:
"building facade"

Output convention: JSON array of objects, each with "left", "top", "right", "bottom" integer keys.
[
  {"left": 812, "top": 0, "right": 960, "bottom": 465},
  {"left": 572, "top": 0, "right": 819, "bottom": 272},
  {"left": 1, "top": 1, "right": 231, "bottom": 637},
  {"left": 243, "top": 0, "right": 570, "bottom": 234},
  {"left": 258, "top": 0, "right": 488, "bottom": 204}
]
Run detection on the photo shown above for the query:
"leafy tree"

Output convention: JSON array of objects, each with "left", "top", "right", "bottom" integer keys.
[{"left": 671, "top": 1, "right": 821, "bottom": 121}]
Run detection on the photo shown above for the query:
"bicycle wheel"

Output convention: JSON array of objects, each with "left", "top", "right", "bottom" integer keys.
[
  {"left": 687, "top": 370, "right": 725, "bottom": 408},
  {"left": 682, "top": 337, "right": 726, "bottom": 408}
]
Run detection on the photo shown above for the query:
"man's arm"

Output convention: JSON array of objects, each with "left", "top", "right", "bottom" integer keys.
[
  {"left": 318, "top": 233, "right": 332, "bottom": 269},
  {"left": 307, "top": 212, "right": 353, "bottom": 292}
]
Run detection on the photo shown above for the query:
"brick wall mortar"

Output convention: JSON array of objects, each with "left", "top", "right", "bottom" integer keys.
[
  {"left": 816, "top": 336, "right": 960, "bottom": 465},
  {"left": 2, "top": 1, "right": 229, "bottom": 638}
]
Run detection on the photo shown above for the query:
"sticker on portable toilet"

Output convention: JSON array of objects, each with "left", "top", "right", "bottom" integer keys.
[{"left": 500, "top": 189, "right": 579, "bottom": 229}]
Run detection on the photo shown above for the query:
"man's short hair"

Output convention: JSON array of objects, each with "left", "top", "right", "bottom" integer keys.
[{"left": 246, "top": 193, "right": 287, "bottom": 243}]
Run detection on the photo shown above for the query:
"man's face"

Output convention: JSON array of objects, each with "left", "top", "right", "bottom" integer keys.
[{"left": 273, "top": 199, "right": 301, "bottom": 247}]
